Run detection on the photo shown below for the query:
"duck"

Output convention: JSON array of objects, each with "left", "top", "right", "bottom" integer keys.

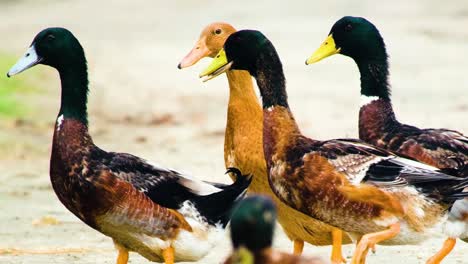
[
  {"left": 305, "top": 16, "right": 468, "bottom": 263},
  {"left": 199, "top": 29, "right": 468, "bottom": 264},
  {"left": 178, "top": 22, "right": 351, "bottom": 263},
  {"left": 224, "top": 195, "right": 327, "bottom": 264},
  {"left": 7, "top": 27, "right": 252, "bottom": 264},
  {"left": 305, "top": 16, "right": 467, "bottom": 175}
]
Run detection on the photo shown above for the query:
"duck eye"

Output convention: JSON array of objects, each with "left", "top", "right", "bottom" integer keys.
[
  {"left": 47, "top": 34, "right": 56, "bottom": 41},
  {"left": 345, "top": 24, "right": 353, "bottom": 32},
  {"left": 215, "top": 29, "right": 222, "bottom": 35}
]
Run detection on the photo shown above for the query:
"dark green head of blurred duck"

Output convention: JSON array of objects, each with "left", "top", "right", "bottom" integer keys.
[
  {"left": 8, "top": 27, "right": 89, "bottom": 125},
  {"left": 230, "top": 195, "right": 277, "bottom": 252},
  {"left": 306, "top": 16, "right": 391, "bottom": 100}
]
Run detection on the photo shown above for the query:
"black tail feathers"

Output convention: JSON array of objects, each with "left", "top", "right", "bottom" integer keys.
[
  {"left": 225, "top": 167, "right": 245, "bottom": 180},
  {"left": 440, "top": 157, "right": 468, "bottom": 178},
  {"left": 191, "top": 168, "right": 252, "bottom": 227},
  {"left": 437, "top": 177, "right": 468, "bottom": 203}
]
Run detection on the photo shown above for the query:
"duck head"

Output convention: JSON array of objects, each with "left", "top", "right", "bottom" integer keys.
[
  {"left": 8, "top": 27, "right": 85, "bottom": 77},
  {"left": 178, "top": 22, "right": 236, "bottom": 69},
  {"left": 199, "top": 30, "right": 273, "bottom": 81},
  {"left": 306, "top": 16, "right": 386, "bottom": 65},
  {"left": 230, "top": 195, "right": 277, "bottom": 251}
]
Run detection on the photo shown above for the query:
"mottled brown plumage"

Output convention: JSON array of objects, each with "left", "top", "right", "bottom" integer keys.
[
  {"left": 51, "top": 119, "right": 191, "bottom": 261},
  {"left": 263, "top": 105, "right": 465, "bottom": 246},
  {"left": 180, "top": 22, "right": 351, "bottom": 262},
  {"left": 263, "top": 107, "right": 405, "bottom": 234},
  {"left": 359, "top": 98, "right": 468, "bottom": 173}
]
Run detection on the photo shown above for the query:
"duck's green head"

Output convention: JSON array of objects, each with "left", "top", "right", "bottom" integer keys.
[
  {"left": 7, "top": 27, "right": 85, "bottom": 77},
  {"left": 306, "top": 16, "right": 386, "bottom": 64},
  {"left": 229, "top": 195, "right": 277, "bottom": 251},
  {"left": 199, "top": 30, "right": 273, "bottom": 81}
]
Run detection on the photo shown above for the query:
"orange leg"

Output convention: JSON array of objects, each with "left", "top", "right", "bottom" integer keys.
[
  {"left": 353, "top": 235, "right": 375, "bottom": 254},
  {"left": 162, "top": 245, "right": 175, "bottom": 264},
  {"left": 331, "top": 228, "right": 346, "bottom": 264},
  {"left": 293, "top": 239, "right": 304, "bottom": 255},
  {"left": 351, "top": 223, "right": 400, "bottom": 264},
  {"left": 114, "top": 243, "right": 129, "bottom": 264},
  {"left": 426, "top": 238, "right": 456, "bottom": 264}
]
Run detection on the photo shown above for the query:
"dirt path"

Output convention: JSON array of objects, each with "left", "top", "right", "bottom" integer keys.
[{"left": 1, "top": 0, "right": 467, "bottom": 263}]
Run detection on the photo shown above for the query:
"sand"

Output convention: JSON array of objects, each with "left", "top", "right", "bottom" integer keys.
[{"left": 0, "top": 0, "right": 467, "bottom": 263}]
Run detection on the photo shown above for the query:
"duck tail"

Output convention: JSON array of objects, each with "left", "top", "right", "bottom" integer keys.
[
  {"left": 439, "top": 157, "right": 468, "bottom": 178},
  {"left": 456, "top": 163, "right": 467, "bottom": 178},
  {"left": 190, "top": 168, "right": 252, "bottom": 227},
  {"left": 437, "top": 177, "right": 468, "bottom": 203}
]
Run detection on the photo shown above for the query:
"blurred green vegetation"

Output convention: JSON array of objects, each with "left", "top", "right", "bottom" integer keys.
[
  {"left": 0, "top": 51, "right": 49, "bottom": 158},
  {"left": 0, "top": 52, "right": 42, "bottom": 119}
]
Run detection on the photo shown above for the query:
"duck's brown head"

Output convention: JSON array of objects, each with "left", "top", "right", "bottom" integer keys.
[{"left": 178, "top": 22, "right": 236, "bottom": 69}]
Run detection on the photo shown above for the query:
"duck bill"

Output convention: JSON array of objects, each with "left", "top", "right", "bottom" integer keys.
[
  {"left": 199, "top": 49, "right": 232, "bottom": 82},
  {"left": 7, "top": 45, "right": 42, "bottom": 77},
  {"left": 178, "top": 38, "right": 211, "bottom": 69},
  {"left": 305, "top": 34, "right": 341, "bottom": 65}
]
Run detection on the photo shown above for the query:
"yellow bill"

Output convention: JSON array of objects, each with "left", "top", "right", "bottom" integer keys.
[
  {"left": 305, "top": 34, "right": 341, "bottom": 65},
  {"left": 199, "top": 49, "right": 233, "bottom": 82}
]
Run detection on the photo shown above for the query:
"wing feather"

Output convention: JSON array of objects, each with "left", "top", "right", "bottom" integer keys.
[
  {"left": 313, "top": 139, "right": 466, "bottom": 196},
  {"left": 90, "top": 149, "right": 223, "bottom": 209}
]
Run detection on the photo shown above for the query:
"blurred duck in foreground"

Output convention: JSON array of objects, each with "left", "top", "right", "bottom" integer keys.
[
  {"left": 200, "top": 29, "right": 468, "bottom": 264},
  {"left": 178, "top": 22, "right": 350, "bottom": 263},
  {"left": 7, "top": 27, "right": 251, "bottom": 264},
  {"left": 306, "top": 16, "right": 468, "bottom": 263},
  {"left": 224, "top": 195, "right": 327, "bottom": 264}
]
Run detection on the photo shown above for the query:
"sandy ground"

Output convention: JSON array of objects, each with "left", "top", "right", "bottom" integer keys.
[{"left": 1, "top": 0, "right": 467, "bottom": 263}]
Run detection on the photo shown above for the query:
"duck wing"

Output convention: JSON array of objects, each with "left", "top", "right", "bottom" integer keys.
[
  {"left": 384, "top": 125, "right": 468, "bottom": 175},
  {"left": 95, "top": 151, "right": 221, "bottom": 208},
  {"left": 92, "top": 149, "right": 251, "bottom": 226},
  {"left": 388, "top": 126, "right": 468, "bottom": 153},
  {"left": 317, "top": 138, "right": 468, "bottom": 203}
]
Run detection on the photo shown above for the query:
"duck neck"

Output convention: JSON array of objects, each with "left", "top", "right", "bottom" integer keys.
[
  {"left": 51, "top": 63, "right": 94, "bottom": 181},
  {"left": 356, "top": 57, "right": 399, "bottom": 144},
  {"left": 224, "top": 70, "right": 268, "bottom": 191},
  {"left": 52, "top": 61, "right": 92, "bottom": 157},
  {"left": 226, "top": 70, "right": 262, "bottom": 128},
  {"left": 58, "top": 63, "right": 89, "bottom": 127},
  {"left": 255, "top": 51, "right": 289, "bottom": 109},
  {"left": 356, "top": 55, "right": 391, "bottom": 101},
  {"left": 227, "top": 70, "right": 258, "bottom": 104},
  {"left": 356, "top": 58, "right": 390, "bottom": 101},
  {"left": 254, "top": 52, "right": 301, "bottom": 165}
]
